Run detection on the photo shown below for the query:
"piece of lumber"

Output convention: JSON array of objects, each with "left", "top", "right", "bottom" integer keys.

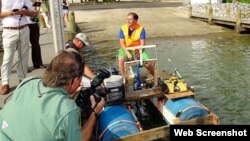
[
  {"left": 116, "top": 125, "right": 169, "bottom": 141},
  {"left": 126, "top": 87, "right": 163, "bottom": 101},
  {"left": 176, "top": 113, "right": 219, "bottom": 125}
]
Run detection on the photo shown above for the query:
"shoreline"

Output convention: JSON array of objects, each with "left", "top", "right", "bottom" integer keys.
[{"left": 74, "top": 6, "right": 227, "bottom": 43}]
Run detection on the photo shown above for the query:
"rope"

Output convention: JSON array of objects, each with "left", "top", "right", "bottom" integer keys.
[{"left": 176, "top": 105, "right": 210, "bottom": 118}]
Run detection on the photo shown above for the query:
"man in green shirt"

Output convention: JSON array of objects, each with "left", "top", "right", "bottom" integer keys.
[{"left": 0, "top": 51, "right": 105, "bottom": 141}]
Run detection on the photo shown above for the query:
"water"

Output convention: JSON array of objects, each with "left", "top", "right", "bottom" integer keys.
[
  {"left": 1, "top": 32, "right": 249, "bottom": 124},
  {"left": 84, "top": 33, "right": 250, "bottom": 124}
]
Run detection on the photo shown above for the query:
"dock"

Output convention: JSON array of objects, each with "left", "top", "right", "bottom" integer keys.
[
  {"left": 188, "top": 4, "right": 250, "bottom": 33},
  {"left": 190, "top": 14, "right": 250, "bottom": 32}
]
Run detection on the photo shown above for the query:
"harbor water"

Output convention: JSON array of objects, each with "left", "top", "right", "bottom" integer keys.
[
  {"left": 0, "top": 32, "right": 249, "bottom": 124},
  {"left": 84, "top": 32, "right": 250, "bottom": 124}
]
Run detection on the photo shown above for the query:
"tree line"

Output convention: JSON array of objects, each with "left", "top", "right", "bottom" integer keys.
[{"left": 226, "top": 0, "right": 250, "bottom": 3}]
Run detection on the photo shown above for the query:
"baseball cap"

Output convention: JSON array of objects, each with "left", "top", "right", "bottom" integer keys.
[{"left": 75, "top": 33, "right": 91, "bottom": 46}]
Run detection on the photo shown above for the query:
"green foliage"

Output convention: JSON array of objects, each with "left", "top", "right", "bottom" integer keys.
[
  {"left": 226, "top": 0, "right": 250, "bottom": 3},
  {"left": 240, "top": 0, "right": 250, "bottom": 3},
  {"left": 238, "top": 0, "right": 250, "bottom": 3}
]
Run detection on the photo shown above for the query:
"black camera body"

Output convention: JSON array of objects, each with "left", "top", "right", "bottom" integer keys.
[
  {"left": 75, "top": 69, "right": 111, "bottom": 119},
  {"left": 12, "top": 9, "right": 19, "bottom": 12},
  {"left": 30, "top": 16, "right": 39, "bottom": 23}
]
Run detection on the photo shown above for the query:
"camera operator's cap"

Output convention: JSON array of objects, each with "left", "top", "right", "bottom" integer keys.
[{"left": 76, "top": 33, "right": 91, "bottom": 46}]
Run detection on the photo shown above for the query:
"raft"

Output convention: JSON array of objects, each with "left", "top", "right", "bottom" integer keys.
[{"left": 84, "top": 45, "right": 219, "bottom": 141}]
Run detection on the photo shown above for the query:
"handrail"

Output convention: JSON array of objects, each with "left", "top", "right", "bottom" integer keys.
[
  {"left": 126, "top": 45, "right": 156, "bottom": 50},
  {"left": 124, "top": 59, "right": 157, "bottom": 64},
  {"left": 125, "top": 45, "right": 156, "bottom": 66}
]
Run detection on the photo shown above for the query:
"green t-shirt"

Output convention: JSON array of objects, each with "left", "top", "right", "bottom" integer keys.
[{"left": 0, "top": 76, "right": 82, "bottom": 141}]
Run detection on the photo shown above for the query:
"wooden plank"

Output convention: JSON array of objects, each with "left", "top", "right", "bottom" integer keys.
[
  {"left": 115, "top": 125, "right": 170, "bottom": 141},
  {"left": 176, "top": 113, "right": 219, "bottom": 125},
  {"left": 125, "top": 87, "right": 163, "bottom": 101},
  {"left": 153, "top": 61, "right": 159, "bottom": 88},
  {"left": 191, "top": 15, "right": 250, "bottom": 31},
  {"left": 213, "top": 20, "right": 235, "bottom": 26},
  {"left": 164, "top": 90, "right": 195, "bottom": 99}
]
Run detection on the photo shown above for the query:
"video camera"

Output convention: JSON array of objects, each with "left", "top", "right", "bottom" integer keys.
[
  {"left": 30, "top": 16, "right": 39, "bottom": 23},
  {"left": 75, "top": 68, "right": 111, "bottom": 119},
  {"left": 31, "top": 2, "right": 41, "bottom": 23}
]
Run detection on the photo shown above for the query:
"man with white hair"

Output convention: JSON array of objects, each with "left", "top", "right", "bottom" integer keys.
[{"left": 65, "top": 32, "right": 95, "bottom": 79}]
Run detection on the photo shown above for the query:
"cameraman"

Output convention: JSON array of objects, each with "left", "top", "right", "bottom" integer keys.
[
  {"left": 0, "top": 51, "right": 105, "bottom": 141},
  {"left": 27, "top": 0, "right": 46, "bottom": 71}
]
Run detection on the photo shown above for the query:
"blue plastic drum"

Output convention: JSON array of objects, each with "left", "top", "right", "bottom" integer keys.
[
  {"left": 98, "top": 105, "right": 139, "bottom": 141},
  {"left": 165, "top": 97, "right": 209, "bottom": 121}
]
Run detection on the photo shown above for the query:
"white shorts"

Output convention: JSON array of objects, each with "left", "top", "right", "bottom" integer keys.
[{"left": 63, "top": 9, "right": 69, "bottom": 14}]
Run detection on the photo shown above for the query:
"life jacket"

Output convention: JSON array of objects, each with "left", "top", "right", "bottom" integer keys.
[{"left": 121, "top": 23, "right": 143, "bottom": 47}]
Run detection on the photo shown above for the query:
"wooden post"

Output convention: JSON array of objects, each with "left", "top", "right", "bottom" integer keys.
[
  {"left": 205, "top": 5, "right": 208, "bottom": 17},
  {"left": 188, "top": 6, "right": 192, "bottom": 19},
  {"left": 67, "top": 11, "right": 77, "bottom": 33},
  {"left": 235, "top": 8, "right": 242, "bottom": 33},
  {"left": 153, "top": 61, "right": 158, "bottom": 88},
  {"left": 64, "top": 31, "right": 76, "bottom": 42},
  {"left": 226, "top": 5, "right": 231, "bottom": 17},
  {"left": 65, "top": 11, "right": 77, "bottom": 42},
  {"left": 208, "top": 7, "right": 213, "bottom": 24}
]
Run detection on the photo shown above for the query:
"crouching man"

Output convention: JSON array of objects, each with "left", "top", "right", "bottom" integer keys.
[{"left": 0, "top": 51, "right": 105, "bottom": 141}]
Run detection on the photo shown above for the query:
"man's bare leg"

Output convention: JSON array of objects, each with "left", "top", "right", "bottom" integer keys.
[
  {"left": 118, "top": 57, "right": 126, "bottom": 79},
  {"left": 144, "top": 62, "right": 154, "bottom": 76}
]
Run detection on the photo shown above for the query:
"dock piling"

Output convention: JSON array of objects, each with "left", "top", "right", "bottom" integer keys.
[
  {"left": 65, "top": 11, "right": 77, "bottom": 42},
  {"left": 235, "top": 8, "right": 243, "bottom": 33},
  {"left": 188, "top": 6, "right": 192, "bottom": 19},
  {"left": 226, "top": 5, "right": 231, "bottom": 17},
  {"left": 208, "top": 7, "right": 213, "bottom": 24}
]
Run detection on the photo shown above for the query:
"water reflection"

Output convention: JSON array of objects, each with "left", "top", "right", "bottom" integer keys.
[{"left": 89, "top": 33, "right": 250, "bottom": 124}]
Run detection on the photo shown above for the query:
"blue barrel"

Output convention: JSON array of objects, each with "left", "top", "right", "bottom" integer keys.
[
  {"left": 98, "top": 105, "right": 139, "bottom": 141},
  {"left": 110, "top": 67, "right": 119, "bottom": 75},
  {"left": 165, "top": 97, "right": 209, "bottom": 121}
]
